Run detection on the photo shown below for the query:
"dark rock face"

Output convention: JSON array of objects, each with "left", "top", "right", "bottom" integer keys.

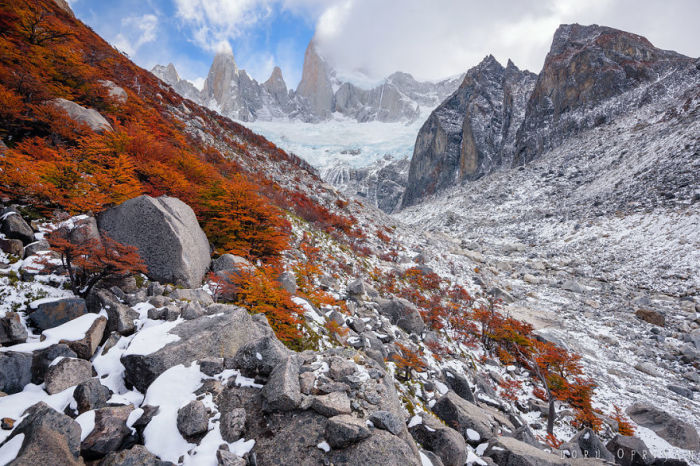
[
  {"left": 81, "top": 405, "right": 134, "bottom": 460},
  {"left": 1, "top": 211, "right": 35, "bottom": 244},
  {"left": 514, "top": 24, "right": 695, "bottom": 166},
  {"left": 376, "top": 297, "right": 425, "bottom": 334},
  {"left": 0, "top": 312, "right": 28, "bottom": 345},
  {"left": 44, "top": 357, "right": 93, "bottom": 394},
  {"left": 402, "top": 56, "right": 536, "bottom": 207},
  {"left": 99, "top": 444, "right": 174, "bottom": 466},
  {"left": 409, "top": 413, "right": 467, "bottom": 466},
  {"left": 176, "top": 400, "right": 209, "bottom": 437},
  {"left": 566, "top": 428, "right": 615, "bottom": 462},
  {"left": 28, "top": 297, "right": 87, "bottom": 331},
  {"left": 0, "top": 352, "right": 32, "bottom": 394},
  {"left": 74, "top": 378, "right": 112, "bottom": 413},
  {"left": 606, "top": 435, "right": 655, "bottom": 466},
  {"left": 31, "top": 344, "right": 77, "bottom": 384}
]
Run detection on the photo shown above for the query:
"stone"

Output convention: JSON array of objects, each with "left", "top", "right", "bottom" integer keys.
[
  {"left": 216, "top": 449, "right": 246, "bottom": 466},
  {"left": 409, "top": 413, "right": 466, "bottom": 466},
  {"left": 562, "top": 280, "right": 585, "bottom": 293},
  {"left": 52, "top": 97, "right": 112, "bottom": 132},
  {"left": 0, "top": 352, "right": 32, "bottom": 394},
  {"left": 606, "top": 435, "right": 655, "bottom": 466},
  {"left": 667, "top": 384, "right": 693, "bottom": 400},
  {"left": 369, "top": 410, "right": 404, "bottom": 436},
  {"left": 0, "top": 312, "right": 28, "bottom": 345},
  {"left": 23, "top": 240, "right": 50, "bottom": 258},
  {"left": 44, "top": 357, "right": 93, "bottom": 394},
  {"left": 81, "top": 405, "right": 134, "bottom": 460},
  {"left": 199, "top": 357, "right": 224, "bottom": 376},
  {"left": 99, "top": 444, "right": 174, "bottom": 465},
  {"left": 347, "top": 279, "right": 366, "bottom": 298},
  {"left": 376, "top": 297, "right": 425, "bottom": 334},
  {"left": 310, "top": 392, "right": 352, "bottom": 417},
  {"left": 626, "top": 402, "right": 700, "bottom": 450},
  {"left": 0, "top": 237, "right": 24, "bottom": 257},
  {"left": 181, "top": 301, "right": 204, "bottom": 320},
  {"left": 74, "top": 378, "right": 111, "bottom": 413},
  {"left": 219, "top": 408, "right": 246, "bottom": 442},
  {"left": 489, "top": 287, "right": 515, "bottom": 303},
  {"left": 484, "top": 436, "right": 572, "bottom": 466},
  {"left": 1, "top": 417, "right": 14, "bottom": 430},
  {"left": 325, "top": 414, "right": 371, "bottom": 449},
  {"left": 567, "top": 428, "right": 615, "bottom": 462},
  {"left": 169, "top": 288, "right": 214, "bottom": 306},
  {"left": 330, "top": 429, "right": 421, "bottom": 465},
  {"left": 1, "top": 211, "right": 34, "bottom": 244},
  {"left": 28, "top": 297, "right": 87, "bottom": 331},
  {"left": 432, "top": 391, "right": 497, "bottom": 445},
  {"left": 97, "top": 195, "right": 211, "bottom": 288},
  {"left": 99, "top": 80, "right": 128, "bottom": 103},
  {"left": 277, "top": 271, "right": 297, "bottom": 294},
  {"left": 121, "top": 306, "right": 269, "bottom": 392},
  {"left": 30, "top": 344, "right": 77, "bottom": 384},
  {"left": 443, "top": 368, "right": 474, "bottom": 403},
  {"left": 88, "top": 290, "right": 136, "bottom": 337},
  {"left": 176, "top": 400, "right": 209, "bottom": 437},
  {"left": 329, "top": 357, "right": 356, "bottom": 380},
  {"left": 262, "top": 356, "right": 301, "bottom": 412},
  {"left": 62, "top": 315, "right": 106, "bottom": 359},
  {"left": 635, "top": 309, "right": 666, "bottom": 327},
  {"left": 227, "top": 335, "right": 290, "bottom": 377},
  {"left": 211, "top": 254, "right": 251, "bottom": 273},
  {"left": 634, "top": 362, "right": 662, "bottom": 377}
]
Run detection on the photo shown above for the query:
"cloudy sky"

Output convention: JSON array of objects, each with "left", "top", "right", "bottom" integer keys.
[{"left": 70, "top": 0, "right": 699, "bottom": 89}]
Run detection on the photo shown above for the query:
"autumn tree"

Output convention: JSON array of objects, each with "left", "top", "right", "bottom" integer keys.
[{"left": 392, "top": 342, "right": 427, "bottom": 381}]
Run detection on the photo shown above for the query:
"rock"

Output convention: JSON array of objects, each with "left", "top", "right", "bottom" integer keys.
[
  {"left": 277, "top": 271, "right": 297, "bottom": 295},
  {"left": 99, "top": 80, "right": 128, "bottom": 103},
  {"left": 28, "top": 297, "right": 87, "bottom": 331},
  {"left": 211, "top": 254, "right": 251, "bottom": 273},
  {"left": 376, "top": 298, "right": 425, "bottom": 334},
  {"left": 562, "top": 280, "right": 585, "bottom": 293},
  {"left": 347, "top": 279, "right": 366, "bottom": 298},
  {"left": 634, "top": 362, "right": 661, "bottom": 377},
  {"left": 409, "top": 413, "right": 466, "bottom": 466},
  {"left": 30, "top": 343, "right": 77, "bottom": 384},
  {"left": 88, "top": 290, "right": 137, "bottom": 335},
  {"left": 567, "top": 428, "right": 615, "bottom": 462},
  {"left": 51, "top": 97, "right": 112, "bottom": 132},
  {"left": 369, "top": 410, "right": 404, "bottom": 436},
  {"left": 176, "top": 400, "right": 209, "bottom": 437},
  {"left": 2, "top": 403, "right": 81, "bottom": 464},
  {"left": 1, "top": 211, "right": 34, "bottom": 244},
  {"left": 635, "top": 309, "right": 666, "bottom": 327},
  {"left": 0, "top": 237, "right": 24, "bottom": 257},
  {"left": 62, "top": 315, "right": 106, "bottom": 359},
  {"left": 227, "top": 335, "right": 290, "bottom": 377},
  {"left": 23, "top": 240, "right": 50, "bottom": 258},
  {"left": 0, "top": 312, "right": 28, "bottom": 345},
  {"left": 216, "top": 449, "right": 246, "bottom": 466},
  {"left": 74, "top": 378, "right": 112, "bottom": 413},
  {"left": 121, "top": 306, "right": 268, "bottom": 392},
  {"left": 262, "top": 356, "right": 301, "bottom": 412},
  {"left": 97, "top": 195, "right": 211, "bottom": 288},
  {"left": 180, "top": 301, "right": 204, "bottom": 320},
  {"left": 219, "top": 408, "right": 246, "bottom": 442},
  {"left": 325, "top": 414, "right": 371, "bottom": 449},
  {"left": 443, "top": 368, "right": 474, "bottom": 403},
  {"left": 606, "top": 435, "right": 654, "bottom": 465},
  {"left": 489, "top": 287, "right": 516, "bottom": 303},
  {"left": 626, "top": 402, "right": 700, "bottom": 450},
  {"left": 44, "top": 357, "right": 93, "bottom": 394},
  {"left": 310, "top": 392, "right": 352, "bottom": 417},
  {"left": 667, "top": 384, "right": 693, "bottom": 400},
  {"left": 81, "top": 405, "right": 134, "bottom": 460},
  {"left": 0, "top": 351, "right": 32, "bottom": 394},
  {"left": 328, "top": 357, "right": 357, "bottom": 380},
  {"left": 99, "top": 444, "right": 174, "bottom": 465},
  {"left": 330, "top": 429, "right": 420, "bottom": 465},
  {"left": 199, "top": 357, "right": 224, "bottom": 376},
  {"left": 432, "top": 391, "right": 498, "bottom": 445},
  {"left": 523, "top": 274, "right": 539, "bottom": 284},
  {"left": 484, "top": 436, "right": 572, "bottom": 465},
  {"left": 168, "top": 288, "right": 214, "bottom": 306}
]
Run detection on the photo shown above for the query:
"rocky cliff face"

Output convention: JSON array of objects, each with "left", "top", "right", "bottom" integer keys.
[
  {"left": 402, "top": 56, "right": 535, "bottom": 208},
  {"left": 402, "top": 23, "right": 698, "bottom": 207}
]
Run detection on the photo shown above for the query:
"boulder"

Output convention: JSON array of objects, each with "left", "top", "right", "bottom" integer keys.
[
  {"left": 23, "top": 240, "right": 49, "bottom": 258},
  {"left": 51, "top": 98, "right": 112, "bottom": 133},
  {"left": 369, "top": 410, "right": 404, "bottom": 436},
  {"left": 635, "top": 309, "right": 666, "bottom": 327},
  {"left": 347, "top": 279, "right": 366, "bottom": 298},
  {"left": 262, "top": 356, "right": 301, "bottom": 412},
  {"left": 376, "top": 298, "right": 425, "bottom": 334},
  {"left": 98, "top": 80, "right": 128, "bottom": 103},
  {"left": 324, "top": 414, "right": 371, "bottom": 449},
  {"left": 484, "top": 436, "right": 574, "bottom": 465},
  {"left": 211, "top": 254, "right": 252, "bottom": 273},
  {"left": 0, "top": 312, "right": 28, "bottom": 345},
  {"left": 28, "top": 297, "right": 87, "bottom": 331},
  {"left": 606, "top": 435, "right": 654, "bottom": 465},
  {"left": 198, "top": 357, "right": 224, "bottom": 376},
  {"left": 227, "top": 335, "right": 290, "bottom": 377},
  {"left": 81, "top": 405, "right": 134, "bottom": 460},
  {"left": 567, "top": 428, "right": 615, "bottom": 462},
  {"left": 432, "top": 391, "right": 497, "bottom": 445},
  {"left": 310, "top": 392, "right": 352, "bottom": 417},
  {"left": 329, "top": 429, "right": 420, "bottom": 465},
  {"left": 277, "top": 271, "right": 297, "bottom": 295},
  {"left": 99, "top": 444, "right": 174, "bottom": 465},
  {"left": 626, "top": 402, "right": 700, "bottom": 450},
  {"left": 97, "top": 195, "right": 211, "bottom": 287},
  {"left": 443, "top": 368, "right": 475, "bottom": 402},
  {"left": 667, "top": 385, "right": 693, "bottom": 400},
  {"left": 216, "top": 450, "right": 246, "bottom": 466},
  {"left": 88, "top": 290, "right": 137, "bottom": 335},
  {"left": 1, "top": 211, "right": 34, "bottom": 244},
  {"left": 121, "top": 306, "right": 269, "bottom": 392},
  {"left": 30, "top": 343, "right": 77, "bottom": 384},
  {"left": 176, "top": 400, "right": 209, "bottom": 437},
  {"left": 168, "top": 288, "right": 214, "bottom": 306},
  {"left": 0, "top": 351, "right": 32, "bottom": 394},
  {"left": 44, "top": 357, "right": 93, "bottom": 394},
  {"left": 409, "top": 413, "right": 467, "bottom": 466},
  {"left": 1, "top": 402, "right": 81, "bottom": 465},
  {"left": 0, "top": 237, "right": 24, "bottom": 257},
  {"left": 562, "top": 280, "right": 585, "bottom": 293},
  {"left": 220, "top": 408, "right": 246, "bottom": 442},
  {"left": 74, "top": 378, "right": 112, "bottom": 413},
  {"left": 61, "top": 315, "right": 106, "bottom": 359}
]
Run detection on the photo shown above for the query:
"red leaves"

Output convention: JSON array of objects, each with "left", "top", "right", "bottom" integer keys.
[
  {"left": 392, "top": 342, "right": 427, "bottom": 381},
  {"left": 611, "top": 405, "right": 635, "bottom": 436}
]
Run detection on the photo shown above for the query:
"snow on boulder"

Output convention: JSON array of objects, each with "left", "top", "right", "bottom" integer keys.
[
  {"left": 51, "top": 98, "right": 113, "bottom": 133},
  {"left": 97, "top": 195, "right": 211, "bottom": 288},
  {"left": 28, "top": 297, "right": 88, "bottom": 332}
]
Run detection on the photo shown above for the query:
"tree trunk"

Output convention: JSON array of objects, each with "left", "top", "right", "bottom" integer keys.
[{"left": 547, "top": 395, "right": 555, "bottom": 435}]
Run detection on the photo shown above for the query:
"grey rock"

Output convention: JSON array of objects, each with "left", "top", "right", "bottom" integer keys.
[
  {"left": 484, "top": 436, "right": 573, "bottom": 466},
  {"left": 1, "top": 211, "right": 35, "bottom": 244},
  {"left": 219, "top": 408, "right": 246, "bottom": 442},
  {"left": 626, "top": 402, "right": 700, "bottom": 450},
  {"left": 606, "top": 435, "right": 655, "bottom": 465},
  {"left": 216, "top": 449, "right": 246, "bottom": 466},
  {"left": 199, "top": 357, "right": 224, "bottom": 376},
  {"left": 432, "top": 391, "right": 497, "bottom": 445},
  {"left": 277, "top": 271, "right": 297, "bottom": 294},
  {"left": 409, "top": 413, "right": 466, "bottom": 466},
  {"left": 181, "top": 301, "right": 204, "bottom": 320},
  {"left": 176, "top": 400, "right": 209, "bottom": 437},
  {"left": 325, "top": 414, "right": 371, "bottom": 449},
  {"left": 634, "top": 362, "right": 662, "bottom": 378},
  {"left": 97, "top": 195, "right": 211, "bottom": 288},
  {"left": 211, "top": 254, "right": 251, "bottom": 273},
  {"left": 0, "top": 312, "right": 28, "bottom": 345},
  {"left": 567, "top": 428, "right": 615, "bottom": 462},
  {"left": 0, "top": 351, "right": 32, "bottom": 394},
  {"left": 62, "top": 315, "right": 106, "bottom": 359},
  {"left": 227, "top": 335, "right": 290, "bottom": 377},
  {"left": 1, "top": 402, "right": 81, "bottom": 465},
  {"left": 122, "top": 305, "right": 268, "bottom": 392},
  {"left": 30, "top": 344, "right": 77, "bottom": 384},
  {"left": 44, "top": 357, "right": 92, "bottom": 394},
  {"left": 329, "top": 429, "right": 420, "bottom": 465},
  {"left": 52, "top": 98, "right": 113, "bottom": 133},
  {"left": 28, "top": 297, "right": 87, "bottom": 331},
  {"left": 74, "top": 378, "right": 111, "bottom": 413},
  {"left": 443, "top": 368, "right": 474, "bottom": 403},
  {"left": 169, "top": 288, "right": 214, "bottom": 306},
  {"left": 310, "top": 391, "right": 352, "bottom": 417},
  {"left": 23, "top": 240, "right": 50, "bottom": 258},
  {"left": 99, "top": 80, "right": 128, "bottom": 103},
  {"left": 81, "top": 405, "right": 134, "bottom": 460},
  {"left": 262, "top": 355, "right": 301, "bottom": 412},
  {"left": 369, "top": 410, "right": 404, "bottom": 436},
  {"left": 667, "top": 384, "right": 693, "bottom": 399},
  {"left": 99, "top": 444, "right": 174, "bottom": 465},
  {"left": 376, "top": 297, "right": 425, "bottom": 334},
  {"left": 636, "top": 308, "right": 666, "bottom": 327},
  {"left": 347, "top": 279, "right": 366, "bottom": 298},
  {"left": 562, "top": 280, "right": 585, "bottom": 293},
  {"left": 147, "top": 281, "right": 165, "bottom": 296},
  {"left": 0, "top": 237, "right": 24, "bottom": 257}
]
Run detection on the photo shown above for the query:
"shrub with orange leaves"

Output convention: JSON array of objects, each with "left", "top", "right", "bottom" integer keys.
[
  {"left": 498, "top": 378, "right": 523, "bottom": 402},
  {"left": 392, "top": 342, "right": 427, "bottom": 381},
  {"left": 611, "top": 405, "right": 636, "bottom": 436}
]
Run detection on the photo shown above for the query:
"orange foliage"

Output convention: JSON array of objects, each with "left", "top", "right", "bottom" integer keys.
[
  {"left": 392, "top": 342, "right": 427, "bottom": 381},
  {"left": 611, "top": 405, "right": 636, "bottom": 436}
]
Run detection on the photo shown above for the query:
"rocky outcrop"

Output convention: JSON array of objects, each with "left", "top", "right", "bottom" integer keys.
[
  {"left": 97, "top": 195, "right": 211, "bottom": 288},
  {"left": 626, "top": 402, "right": 700, "bottom": 450},
  {"left": 295, "top": 40, "right": 335, "bottom": 120},
  {"left": 51, "top": 98, "right": 113, "bottom": 133},
  {"left": 402, "top": 56, "right": 536, "bottom": 207}
]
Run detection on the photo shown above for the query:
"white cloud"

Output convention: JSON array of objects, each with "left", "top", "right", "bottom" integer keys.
[{"left": 112, "top": 14, "right": 159, "bottom": 57}]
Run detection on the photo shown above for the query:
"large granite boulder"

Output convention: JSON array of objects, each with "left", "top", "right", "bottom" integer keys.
[
  {"left": 52, "top": 98, "right": 113, "bottom": 133},
  {"left": 409, "top": 413, "right": 467, "bottom": 466},
  {"left": 97, "top": 195, "right": 211, "bottom": 288},
  {"left": 28, "top": 297, "right": 87, "bottom": 331},
  {"left": 0, "top": 351, "right": 33, "bottom": 394},
  {"left": 432, "top": 391, "right": 501, "bottom": 445},
  {"left": 376, "top": 298, "right": 425, "bottom": 334},
  {"left": 1, "top": 210, "right": 34, "bottom": 244},
  {"left": 626, "top": 402, "right": 700, "bottom": 450}
]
